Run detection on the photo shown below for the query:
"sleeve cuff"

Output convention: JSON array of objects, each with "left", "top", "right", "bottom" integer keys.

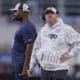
[
  {"left": 29, "top": 62, "right": 36, "bottom": 69},
  {"left": 68, "top": 52, "right": 74, "bottom": 56},
  {"left": 29, "top": 64, "right": 34, "bottom": 69}
]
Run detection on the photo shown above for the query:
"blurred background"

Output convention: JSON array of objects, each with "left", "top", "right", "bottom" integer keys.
[{"left": 0, "top": 0, "right": 80, "bottom": 80}]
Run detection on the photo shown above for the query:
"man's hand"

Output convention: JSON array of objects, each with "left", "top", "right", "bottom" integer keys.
[
  {"left": 21, "top": 67, "right": 28, "bottom": 80},
  {"left": 27, "top": 68, "right": 34, "bottom": 77},
  {"left": 59, "top": 53, "right": 72, "bottom": 63}
]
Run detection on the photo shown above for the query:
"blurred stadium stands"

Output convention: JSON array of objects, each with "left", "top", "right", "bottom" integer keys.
[
  {"left": 0, "top": 0, "right": 80, "bottom": 50},
  {"left": 0, "top": 0, "right": 80, "bottom": 80},
  {"left": 0, "top": 53, "right": 15, "bottom": 80}
]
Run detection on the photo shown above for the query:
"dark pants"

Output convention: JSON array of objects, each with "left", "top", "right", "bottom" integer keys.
[
  {"left": 14, "top": 63, "right": 41, "bottom": 80},
  {"left": 14, "top": 63, "right": 24, "bottom": 80},
  {"left": 41, "top": 69, "right": 68, "bottom": 80}
]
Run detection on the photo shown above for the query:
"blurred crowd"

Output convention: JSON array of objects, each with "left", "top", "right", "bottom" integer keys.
[{"left": 0, "top": 55, "right": 80, "bottom": 80}]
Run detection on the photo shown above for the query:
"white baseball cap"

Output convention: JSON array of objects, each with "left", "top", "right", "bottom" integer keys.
[
  {"left": 44, "top": 7, "right": 58, "bottom": 14},
  {"left": 10, "top": 3, "right": 30, "bottom": 12}
]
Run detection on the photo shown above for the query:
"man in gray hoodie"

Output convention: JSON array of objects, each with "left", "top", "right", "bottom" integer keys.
[{"left": 28, "top": 7, "right": 80, "bottom": 80}]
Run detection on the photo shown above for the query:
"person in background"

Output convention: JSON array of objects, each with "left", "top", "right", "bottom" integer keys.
[
  {"left": 10, "top": 2, "right": 37, "bottom": 80},
  {"left": 28, "top": 7, "right": 80, "bottom": 80}
]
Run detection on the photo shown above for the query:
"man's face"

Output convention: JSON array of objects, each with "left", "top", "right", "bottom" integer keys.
[
  {"left": 13, "top": 10, "right": 23, "bottom": 22},
  {"left": 45, "top": 11, "right": 58, "bottom": 25}
]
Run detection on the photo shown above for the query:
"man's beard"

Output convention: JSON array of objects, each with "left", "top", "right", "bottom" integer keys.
[{"left": 13, "top": 15, "right": 23, "bottom": 22}]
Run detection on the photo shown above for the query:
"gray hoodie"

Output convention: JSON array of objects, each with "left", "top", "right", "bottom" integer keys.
[{"left": 29, "top": 18, "right": 80, "bottom": 71}]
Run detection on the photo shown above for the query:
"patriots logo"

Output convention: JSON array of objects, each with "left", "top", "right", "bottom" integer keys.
[{"left": 48, "top": 34, "right": 58, "bottom": 39}]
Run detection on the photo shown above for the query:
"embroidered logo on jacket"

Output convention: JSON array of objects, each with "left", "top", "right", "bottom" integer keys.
[{"left": 48, "top": 34, "right": 58, "bottom": 39}]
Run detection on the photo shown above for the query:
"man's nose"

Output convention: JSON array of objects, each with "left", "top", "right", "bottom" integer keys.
[{"left": 48, "top": 15, "right": 52, "bottom": 17}]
